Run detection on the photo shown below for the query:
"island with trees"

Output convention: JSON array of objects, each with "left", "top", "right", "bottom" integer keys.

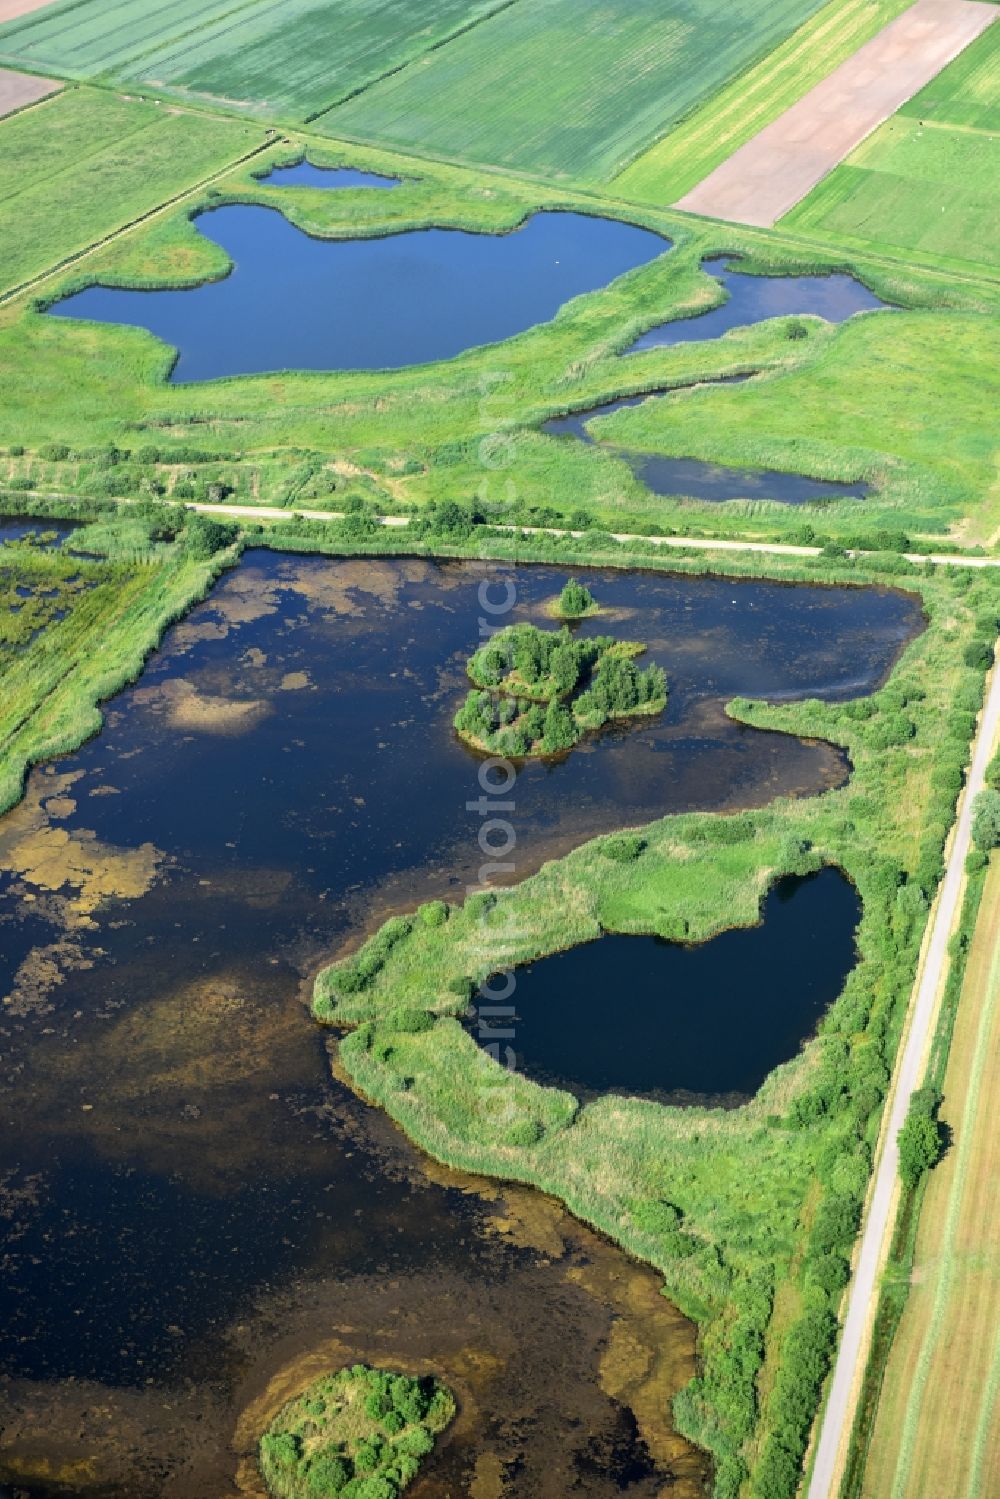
[
  {"left": 548, "top": 578, "right": 601, "bottom": 620},
  {"left": 260, "top": 1364, "right": 455, "bottom": 1499},
  {"left": 454, "top": 619, "right": 667, "bottom": 758}
]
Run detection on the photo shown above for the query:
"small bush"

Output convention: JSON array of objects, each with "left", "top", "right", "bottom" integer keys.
[{"left": 602, "top": 833, "right": 646, "bottom": 862}]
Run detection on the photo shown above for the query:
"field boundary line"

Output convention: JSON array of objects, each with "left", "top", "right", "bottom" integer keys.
[
  {"left": 0, "top": 130, "right": 278, "bottom": 307},
  {"left": 304, "top": 0, "right": 524, "bottom": 124},
  {"left": 806, "top": 643, "right": 1000, "bottom": 1498}
]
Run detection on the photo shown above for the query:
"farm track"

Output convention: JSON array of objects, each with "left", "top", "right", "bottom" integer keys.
[
  {"left": 863, "top": 856, "right": 1000, "bottom": 1497},
  {"left": 807, "top": 640, "right": 1000, "bottom": 1498}
]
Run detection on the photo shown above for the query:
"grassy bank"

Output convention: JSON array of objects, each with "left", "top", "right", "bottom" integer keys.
[
  {"left": 0, "top": 87, "right": 265, "bottom": 298},
  {"left": 0, "top": 505, "right": 236, "bottom": 817}
]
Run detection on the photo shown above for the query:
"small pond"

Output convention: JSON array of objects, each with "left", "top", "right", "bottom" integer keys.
[
  {"left": 543, "top": 387, "right": 868, "bottom": 504},
  {"left": 624, "top": 255, "right": 888, "bottom": 353},
  {"left": 47, "top": 207, "right": 669, "bottom": 381},
  {"left": 0, "top": 516, "right": 78, "bottom": 547},
  {"left": 256, "top": 160, "right": 402, "bottom": 190},
  {"left": 0, "top": 556, "right": 920, "bottom": 1495},
  {"left": 468, "top": 868, "right": 860, "bottom": 1106}
]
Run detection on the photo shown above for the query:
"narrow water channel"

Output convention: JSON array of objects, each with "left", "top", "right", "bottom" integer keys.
[
  {"left": 0, "top": 556, "right": 921, "bottom": 1497},
  {"left": 542, "top": 387, "right": 869, "bottom": 504}
]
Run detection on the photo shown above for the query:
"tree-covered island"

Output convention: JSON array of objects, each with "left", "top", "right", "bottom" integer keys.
[{"left": 454, "top": 618, "right": 667, "bottom": 757}]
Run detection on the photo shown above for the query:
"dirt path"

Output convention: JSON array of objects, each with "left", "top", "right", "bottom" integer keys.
[
  {"left": 189, "top": 501, "right": 1000, "bottom": 569},
  {"left": 0, "top": 65, "right": 58, "bottom": 117},
  {"left": 675, "top": 0, "right": 996, "bottom": 227},
  {"left": 807, "top": 644, "right": 1000, "bottom": 1498}
]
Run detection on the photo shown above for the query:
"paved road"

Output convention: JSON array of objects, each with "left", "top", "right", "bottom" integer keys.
[
  {"left": 807, "top": 643, "right": 1000, "bottom": 1499},
  {"left": 675, "top": 0, "right": 996, "bottom": 226}
]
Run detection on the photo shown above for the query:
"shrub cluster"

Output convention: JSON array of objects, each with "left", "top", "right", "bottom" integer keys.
[
  {"left": 455, "top": 622, "right": 666, "bottom": 757},
  {"left": 260, "top": 1363, "right": 455, "bottom": 1499}
]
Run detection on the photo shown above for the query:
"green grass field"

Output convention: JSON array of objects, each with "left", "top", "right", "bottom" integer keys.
[
  {"left": 782, "top": 24, "right": 1000, "bottom": 276},
  {"left": 611, "top": 0, "right": 913, "bottom": 205},
  {"left": 325, "top": 0, "right": 830, "bottom": 181},
  {"left": 0, "top": 88, "right": 263, "bottom": 297},
  {"left": 0, "top": 0, "right": 512, "bottom": 120}
]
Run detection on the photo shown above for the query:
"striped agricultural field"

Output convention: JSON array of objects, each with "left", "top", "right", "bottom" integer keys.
[
  {"left": 0, "top": 0, "right": 510, "bottom": 119},
  {"left": 323, "top": 0, "right": 834, "bottom": 181},
  {"left": 612, "top": 0, "right": 914, "bottom": 205}
]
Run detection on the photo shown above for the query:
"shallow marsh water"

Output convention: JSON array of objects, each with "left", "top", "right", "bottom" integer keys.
[
  {"left": 624, "top": 255, "right": 888, "bottom": 353},
  {"left": 543, "top": 388, "right": 869, "bottom": 504},
  {"left": 0, "top": 555, "right": 921, "bottom": 1496},
  {"left": 0, "top": 517, "right": 77, "bottom": 547},
  {"left": 47, "top": 207, "right": 668, "bottom": 381}
]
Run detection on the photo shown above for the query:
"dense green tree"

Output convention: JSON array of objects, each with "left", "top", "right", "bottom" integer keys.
[
  {"left": 557, "top": 579, "right": 596, "bottom": 617},
  {"left": 898, "top": 1086, "right": 943, "bottom": 1189},
  {"left": 971, "top": 789, "right": 1000, "bottom": 851},
  {"left": 541, "top": 700, "right": 577, "bottom": 753}
]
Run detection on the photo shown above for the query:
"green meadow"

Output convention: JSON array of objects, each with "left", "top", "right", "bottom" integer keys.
[{"left": 0, "top": 89, "right": 263, "bottom": 298}]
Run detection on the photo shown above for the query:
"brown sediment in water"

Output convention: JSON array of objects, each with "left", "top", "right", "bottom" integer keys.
[{"left": 133, "top": 677, "right": 273, "bottom": 735}]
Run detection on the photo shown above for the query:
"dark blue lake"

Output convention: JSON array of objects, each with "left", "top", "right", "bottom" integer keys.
[
  {"left": 469, "top": 867, "right": 860, "bottom": 1105},
  {"left": 256, "top": 160, "right": 402, "bottom": 190},
  {"left": 543, "top": 387, "right": 868, "bottom": 504},
  {"left": 47, "top": 206, "right": 669, "bottom": 381},
  {"left": 625, "top": 255, "right": 888, "bottom": 352}
]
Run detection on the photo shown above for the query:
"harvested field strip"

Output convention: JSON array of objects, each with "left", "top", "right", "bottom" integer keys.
[
  {"left": 0, "top": 0, "right": 67, "bottom": 18},
  {"left": 861, "top": 855, "right": 1000, "bottom": 1498},
  {"left": 783, "top": 20, "right": 1000, "bottom": 271},
  {"left": 0, "top": 63, "right": 57, "bottom": 118},
  {"left": 675, "top": 0, "right": 996, "bottom": 227},
  {"left": 324, "top": 0, "right": 830, "bottom": 181},
  {"left": 612, "top": 0, "right": 913, "bottom": 205},
  {"left": 0, "top": 90, "right": 263, "bottom": 295}
]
